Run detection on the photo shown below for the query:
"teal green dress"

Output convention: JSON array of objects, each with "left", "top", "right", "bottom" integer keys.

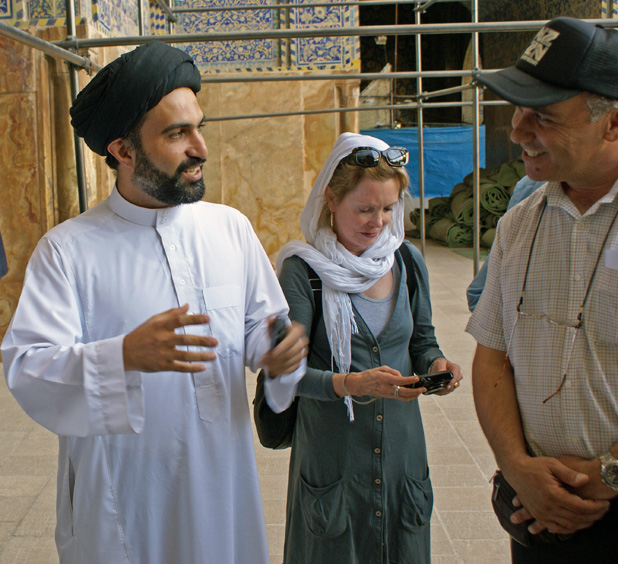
[{"left": 279, "top": 242, "right": 444, "bottom": 564}]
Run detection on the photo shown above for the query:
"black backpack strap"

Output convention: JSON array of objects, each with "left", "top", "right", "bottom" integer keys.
[
  {"left": 301, "top": 260, "right": 323, "bottom": 343},
  {"left": 398, "top": 241, "right": 418, "bottom": 303},
  {"left": 252, "top": 257, "right": 323, "bottom": 450}
]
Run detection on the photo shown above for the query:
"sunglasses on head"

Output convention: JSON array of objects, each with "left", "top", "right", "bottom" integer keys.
[{"left": 342, "top": 146, "right": 409, "bottom": 168}]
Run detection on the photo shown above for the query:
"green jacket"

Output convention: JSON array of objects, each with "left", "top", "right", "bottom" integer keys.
[{"left": 279, "top": 242, "right": 444, "bottom": 564}]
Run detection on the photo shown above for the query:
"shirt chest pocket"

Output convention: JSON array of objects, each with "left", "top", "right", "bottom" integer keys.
[
  {"left": 202, "top": 285, "right": 244, "bottom": 358},
  {"left": 586, "top": 264, "right": 618, "bottom": 345}
]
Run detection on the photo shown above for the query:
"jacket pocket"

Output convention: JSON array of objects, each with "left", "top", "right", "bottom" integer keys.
[
  {"left": 400, "top": 473, "right": 433, "bottom": 529},
  {"left": 298, "top": 474, "right": 348, "bottom": 538}
]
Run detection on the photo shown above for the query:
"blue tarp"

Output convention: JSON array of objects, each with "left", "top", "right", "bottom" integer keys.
[{"left": 361, "top": 126, "right": 486, "bottom": 199}]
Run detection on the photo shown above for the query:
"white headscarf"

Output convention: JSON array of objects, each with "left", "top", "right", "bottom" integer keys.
[{"left": 277, "top": 132, "right": 406, "bottom": 420}]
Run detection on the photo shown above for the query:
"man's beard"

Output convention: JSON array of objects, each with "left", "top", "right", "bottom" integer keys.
[{"left": 132, "top": 148, "right": 206, "bottom": 207}]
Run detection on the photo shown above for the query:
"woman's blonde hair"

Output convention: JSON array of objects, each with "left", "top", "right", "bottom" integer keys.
[{"left": 319, "top": 156, "right": 410, "bottom": 228}]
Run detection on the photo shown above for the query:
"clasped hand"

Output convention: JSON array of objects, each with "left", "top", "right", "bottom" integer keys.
[{"left": 506, "top": 456, "right": 611, "bottom": 536}]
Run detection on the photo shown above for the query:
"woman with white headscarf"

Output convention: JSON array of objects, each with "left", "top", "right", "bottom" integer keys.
[{"left": 277, "top": 133, "right": 463, "bottom": 563}]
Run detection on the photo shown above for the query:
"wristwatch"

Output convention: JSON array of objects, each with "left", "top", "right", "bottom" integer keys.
[{"left": 600, "top": 450, "right": 618, "bottom": 491}]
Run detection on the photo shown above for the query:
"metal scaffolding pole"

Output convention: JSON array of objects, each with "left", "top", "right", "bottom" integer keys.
[
  {"left": 201, "top": 99, "right": 506, "bottom": 122},
  {"left": 0, "top": 21, "right": 98, "bottom": 72},
  {"left": 414, "top": 7, "right": 426, "bottom": 256},
  {"left": 201, "top": 69, "right": 484, "bottom": 83},
  {"left": 471, "top": 0, "right": 481, "bottom": 276},
  {"left": 65, "top": 0, "right": 89, "bottom": 214},
  {"left": 51, "top": 19, "right": 618, "bottom": 50}
]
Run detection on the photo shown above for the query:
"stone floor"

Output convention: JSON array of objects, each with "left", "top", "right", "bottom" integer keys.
[{"left": 0, "top": 239, "right": 511, "bottom": 563}]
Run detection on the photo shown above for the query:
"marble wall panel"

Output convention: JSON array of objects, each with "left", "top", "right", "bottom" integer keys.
[
  {"left": 0, "top": 32, "right": 58, "bottom": 338},
  {"left": 0, "top": 94, "right": 49, "bottom": 336},
  {"left": 216, "top": 79, "right": 307, "bottom": 260},
  {"left": 196, "top": 83, "right": 224, "bottom": 204},
  {"left": 300, "top": 76, "right": 359, "bottom": 197},
  {"left": 0, "top": 34, "right": 35, "bottom": 93}
]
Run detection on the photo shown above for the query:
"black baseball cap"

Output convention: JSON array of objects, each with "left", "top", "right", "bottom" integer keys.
[{"left": 478, "top": 17, "right": 618, "bottom": 107}]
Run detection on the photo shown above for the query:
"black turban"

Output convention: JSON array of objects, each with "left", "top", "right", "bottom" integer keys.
[{"left": 70, "top": 41, "right": 202, "bottom": 156}]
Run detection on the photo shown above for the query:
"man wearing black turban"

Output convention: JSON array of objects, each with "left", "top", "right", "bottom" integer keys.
[{"left": 2, "top": 41, "right": 307, "bottom": 564}]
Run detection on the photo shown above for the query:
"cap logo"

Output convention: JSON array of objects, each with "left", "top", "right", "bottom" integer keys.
[{"left": 520, "top": 26, "right": 560, "bottom": 66}]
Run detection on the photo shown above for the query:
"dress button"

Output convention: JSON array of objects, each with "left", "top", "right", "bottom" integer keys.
[
  {"left": 170, "top": 244, "right": 176, "bottom": 251},
  {"left": 372, "top": 346, "right": 378, "bottom": 353},
  {"left": 375, "top": 478, "right": 381, "bottom": 485},
  {"left": 377, "top": 415, "right": 383, "bottom": 422},
  {"left": 180, "top": 279, "right": 186, "bottom": 286},
  {"left": 376, "top": 511, "right": 382, "bottom": 518},
  {"left": 374, "top": 448, "right": 381, "bottom": 454}
]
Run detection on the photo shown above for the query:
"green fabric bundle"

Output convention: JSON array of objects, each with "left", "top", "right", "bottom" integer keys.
[
  {"left": 451, "top": 189, "right": 474, "bottom": 226},
  {"left": 450, "top": 182, "right": 470, "bottom": 197},
  {"left": 493, "top": 162, "right": 520, "bottom": 191},
  {"left": 428, "top": 197, "right": 451, "bottom": 220},
  {"left": 481, "top": 227, "right": 496, "bottom": 248},
  {"left": 480, "top": 182, "right": 510, "bottom": 214},
  {"left": 411, "top": 156, "right": 525, "bottom": 249},
  {"left": 428, "top": 218, "right": 474, "bottom": 248},
  {"left": 483, "top": 212, "right": 500, "bottom": 229}
]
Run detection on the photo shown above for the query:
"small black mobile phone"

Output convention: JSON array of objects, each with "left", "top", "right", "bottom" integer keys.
[
  {"left": 270, "top": 316, "right": 288, "bottom": 350},
  {"left": 404, "top": 370, "right": 453, "bottom": 395}
]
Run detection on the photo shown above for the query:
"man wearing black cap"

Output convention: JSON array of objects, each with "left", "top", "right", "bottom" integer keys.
[
  {"left": 1, "top": 41, "right": 307, "bottom": 564},
  {"left": 466, "top": 17, "right": 618, "bottom": 563}
]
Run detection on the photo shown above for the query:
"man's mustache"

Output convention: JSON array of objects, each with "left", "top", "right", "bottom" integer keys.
[{"left": 177, "top": 157, "right": 206, "bottom": 174}]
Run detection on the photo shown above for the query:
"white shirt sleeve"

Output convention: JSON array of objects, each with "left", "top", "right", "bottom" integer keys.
[
  {"left": 1, "top": 237, "right": 144, "bottom": 436},
  {"left": 238, "top": 217, "right": 304, "bottom": 412}
]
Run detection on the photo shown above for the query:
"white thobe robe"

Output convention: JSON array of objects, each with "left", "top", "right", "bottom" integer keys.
[{"left": 1, "top": 187, "right": 302, "bottom": 564}]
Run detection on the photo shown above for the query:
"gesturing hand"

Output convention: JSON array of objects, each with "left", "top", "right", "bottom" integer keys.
[
  {"left": 123, "top": 304, "right": 218, "bottom": 373},
  {"left": 260, "top": 320, "right": 308, "bottom": 378}
]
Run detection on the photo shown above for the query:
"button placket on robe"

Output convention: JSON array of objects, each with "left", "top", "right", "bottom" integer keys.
[{"left": 157, "top": 212, "right": 221, "bottom": 422}]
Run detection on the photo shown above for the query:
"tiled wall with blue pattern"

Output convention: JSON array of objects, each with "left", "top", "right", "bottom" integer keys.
[
  {"left": 1, "top": 0, "right": 359, "bottom": 72},
  {"left": 174, "top": 0, "right": 358, "bottom": 72}
]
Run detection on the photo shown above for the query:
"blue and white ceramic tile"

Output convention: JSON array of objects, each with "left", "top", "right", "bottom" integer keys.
[
  {"left": 173, "top": 0, "right": 358, "bottom": 73},
  {"left": 0, "top": 0, "right": 13, "bottom": 19},
  {"left": 149, "top": 0, "right": 168, "bottom": 34},
  {"left": 92, "top": 0, "right": 138, "bottom": 35}
]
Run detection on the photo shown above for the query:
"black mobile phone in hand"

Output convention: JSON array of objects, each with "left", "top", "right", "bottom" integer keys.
[
  {"left": 404, "top": 370, "right": 453, "bottom": 395},
  {"left": 270, "top": 316, "right": 288, "bottom": 350}
]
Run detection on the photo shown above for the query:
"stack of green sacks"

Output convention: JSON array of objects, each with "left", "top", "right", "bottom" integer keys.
[{"left": 410, "top": 157, "right": 525, "bottom": 249}]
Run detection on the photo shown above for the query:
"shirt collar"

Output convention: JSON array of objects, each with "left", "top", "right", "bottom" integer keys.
[
  {"left": 545, "top": 178, "right": 618, "bottom": 217},
  {"left": 108, "top": 184, "right": 184, "bottom": 227}
]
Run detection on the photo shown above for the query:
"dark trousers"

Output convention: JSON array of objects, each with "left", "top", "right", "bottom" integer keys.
[{"left": 511, "top": 499, "right": 618, "bottom": 563}]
